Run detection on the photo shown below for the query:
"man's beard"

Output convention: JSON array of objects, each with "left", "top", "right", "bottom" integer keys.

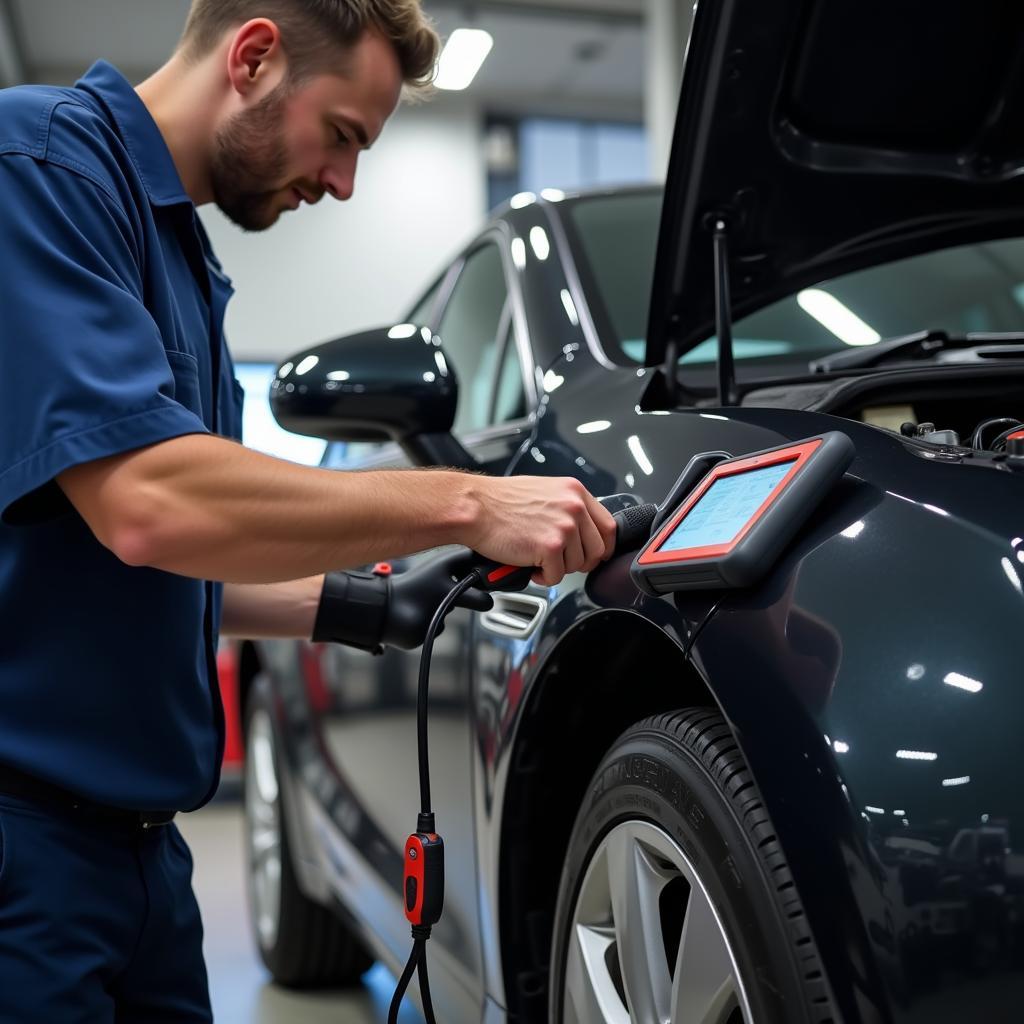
[{"left": 211, "top": 87, "right": 292, "bottom": 232}]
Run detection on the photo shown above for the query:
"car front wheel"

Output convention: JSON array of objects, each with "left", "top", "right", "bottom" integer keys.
[{"left": 549, "top": 709, "right": 836, "bottom": 1024}]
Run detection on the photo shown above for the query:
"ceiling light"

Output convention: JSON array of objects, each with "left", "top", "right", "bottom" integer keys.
[
  {"left": 388, "top": 323, "right": 417, "bottom": 339},
  {"left": 896, "top": 750, "right": 938, "bottom": 761},
  {"left": 434, "top": 29, "right": 494, "bottom": 91},
  {"left": 294, "top": 356, "right": 319, "bottom": 376},
  {"left": 797, "top": 289, "right": 881, "bottom": 347},
  {"left": 943, "top": 672, "right": 982, "bottom": 693},
  {"left": 576, "top": 420, "right": 611, "bottom": 434}
]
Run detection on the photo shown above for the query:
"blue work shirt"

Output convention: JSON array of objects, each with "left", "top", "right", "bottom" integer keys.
[{"left": 0, "top": 61, "right": 244, "bottom": 811}]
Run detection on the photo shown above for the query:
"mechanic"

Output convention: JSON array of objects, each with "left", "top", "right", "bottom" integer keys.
[{"left": 0, "top": 1, "right": 617, "bottom": 1020}]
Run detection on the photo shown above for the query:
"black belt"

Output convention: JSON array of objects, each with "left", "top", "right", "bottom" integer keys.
[{"left": 0, "top": 764, "right": 176, "bottom": 829}]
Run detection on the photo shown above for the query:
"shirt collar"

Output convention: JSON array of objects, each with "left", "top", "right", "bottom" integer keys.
[{"left": 76, "top": 60, "right": 193, "bottom": 208}]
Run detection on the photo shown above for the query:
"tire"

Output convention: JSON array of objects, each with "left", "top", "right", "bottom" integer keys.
[
  {"left": 549, "top": 709, "right": 836, "bottom": 1024},
  {"left": 243, "top": 677, "right": 374, "bottom": 988}
]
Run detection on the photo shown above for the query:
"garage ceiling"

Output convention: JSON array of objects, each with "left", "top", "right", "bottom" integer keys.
[{"left": 4, "top": 0, "right": 646, "bottom": 115}]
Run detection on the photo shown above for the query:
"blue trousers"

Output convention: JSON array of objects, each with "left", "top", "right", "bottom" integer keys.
[{"left": 0, "top": 795, "right": 212, "bottom": 1023}]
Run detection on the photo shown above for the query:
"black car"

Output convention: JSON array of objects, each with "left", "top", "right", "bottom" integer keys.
[{"left": 237, "top": 3, "right": 1024, "bottom": 1022}]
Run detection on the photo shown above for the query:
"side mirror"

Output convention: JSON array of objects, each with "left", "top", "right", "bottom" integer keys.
[{"left": 270, "top": 324, "right": 475, "bottom": 468}]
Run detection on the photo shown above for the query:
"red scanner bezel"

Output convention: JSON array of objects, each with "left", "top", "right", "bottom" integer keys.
[{"left": 636, "top": 438, "right": 823, "bottom": 566}]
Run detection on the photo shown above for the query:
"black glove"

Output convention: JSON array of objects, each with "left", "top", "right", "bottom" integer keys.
[
  {"left": 381, "top": 549, "right": 494, "bottom": 650},
  {"left": 311, "top": 549, "right": 494, "bottom": 654}
]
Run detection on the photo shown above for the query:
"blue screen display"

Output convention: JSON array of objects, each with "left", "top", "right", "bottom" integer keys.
[{"left": 659, "top": 461, "right": 795, "bottom": 552}]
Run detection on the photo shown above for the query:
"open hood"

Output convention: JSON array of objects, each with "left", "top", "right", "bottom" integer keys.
[{"left": 646, "top": 0, "right": 1024, "bottom": 369}]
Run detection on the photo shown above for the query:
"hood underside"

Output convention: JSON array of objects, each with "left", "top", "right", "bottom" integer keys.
[{"left": 646, "top": 0, "right": 1024, "bottom": 367}]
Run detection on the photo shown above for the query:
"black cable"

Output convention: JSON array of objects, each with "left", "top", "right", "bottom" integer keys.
[
  {"left": 416, "top": 573, "right": 477, "bottom": 816},
  {"left": 416, "top": 940, "right": 436, "bottom": 1022},
  {"left": 387, "top": 935, "right": 427, "bottom": 1024},
  {"left": 971, "top": 417, "right": 1020, "bottom": 450},
  {"left": 991, "top": 423, "right": 1024, "bottom": 451},
  {"left": 389, "top": 573, "right": 476, "bottom": 1024}
]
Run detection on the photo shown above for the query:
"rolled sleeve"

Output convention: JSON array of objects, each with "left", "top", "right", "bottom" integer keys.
[{"left": 0, "top": 154, "right": 209, "bottom": 525}]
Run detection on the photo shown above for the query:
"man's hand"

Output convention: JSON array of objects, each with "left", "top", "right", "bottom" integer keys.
[{"left": 463, "top": 476, "right": 617, "bottom": 587}]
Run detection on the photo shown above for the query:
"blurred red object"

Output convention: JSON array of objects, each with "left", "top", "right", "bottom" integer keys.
[{"left": 217, "top": 644, "right": 244, "bottom": 774}]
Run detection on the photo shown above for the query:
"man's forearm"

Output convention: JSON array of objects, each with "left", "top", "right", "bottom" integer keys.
[
  {"left": 220, "top": 575, "right": 324, "bottom": 639},
  {"left": 59, "top": 433, "right": 481, "bottom": 584}
]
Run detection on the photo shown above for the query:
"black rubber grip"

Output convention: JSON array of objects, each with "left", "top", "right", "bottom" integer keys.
[{"left": 613, "top": 502, "right": 658, "bottom": 553}]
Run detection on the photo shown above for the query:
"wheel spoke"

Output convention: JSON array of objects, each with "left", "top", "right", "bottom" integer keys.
[
  {"left": 670, "top": 882, "right": 739, "bottom": 1024},
  {"left": 565, "top": 924, "right": 630, "bottom": 1024},
  {"left": 605, "top": 827, "right": 675, "bottom": 1024}
]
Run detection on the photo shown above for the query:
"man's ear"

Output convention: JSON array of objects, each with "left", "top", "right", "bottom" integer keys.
[{"left": 226, "top": 18, "right": 287, "bottom": 98}]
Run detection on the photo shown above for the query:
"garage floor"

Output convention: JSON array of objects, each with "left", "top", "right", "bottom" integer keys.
[{"left": 178, "top": 803, "right": 424, "bottom": 1024}]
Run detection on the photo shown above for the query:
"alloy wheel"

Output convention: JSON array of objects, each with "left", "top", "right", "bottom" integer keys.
[
  {"left": 563, "top": 819, "right": 753, "bottom": 1024},
  {"left": 246, "top": 708, "right": 283, "bottom": 950}
]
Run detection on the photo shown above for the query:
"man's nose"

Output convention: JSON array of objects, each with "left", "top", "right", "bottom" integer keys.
[{"left": 320, "top": 154, "right": 357, "bottom": 202}]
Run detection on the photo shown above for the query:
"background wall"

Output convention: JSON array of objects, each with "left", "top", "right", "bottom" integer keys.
[{"left": 200, "top": 94, "right": 486, "bottom": 362}]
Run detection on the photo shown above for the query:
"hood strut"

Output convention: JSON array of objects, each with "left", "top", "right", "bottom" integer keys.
[{"left": 712, "top": 218, "right": 739, "bottom": 406}]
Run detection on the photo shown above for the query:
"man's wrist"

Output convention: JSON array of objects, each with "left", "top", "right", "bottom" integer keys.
[{"left": 434, "top": 471, "right": 486, "bottom": 548}]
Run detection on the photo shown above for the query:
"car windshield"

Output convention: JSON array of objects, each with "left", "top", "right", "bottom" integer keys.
[{"left": 566, "top": 191, "right": 1024, "bottom": 373}]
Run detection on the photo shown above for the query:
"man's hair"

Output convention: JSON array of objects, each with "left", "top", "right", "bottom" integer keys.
[{"left": 180, "top": 0, "right": 440, "bottom": 95}]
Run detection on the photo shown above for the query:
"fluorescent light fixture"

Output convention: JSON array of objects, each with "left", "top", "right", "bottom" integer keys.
[
  {"left": 896, "top": 750, "right": 938, "bottom": 761},
  {"left": 797, "top": 288, "right": 881, "bottom": 347},
  {"left": 576, "top": 420, "right": 611, "bottom": 434},
  {"left": 529, "top": 226, "right": 551, "bottom": 261},
  {"left": 700, "top": 413, "right": 729, "bottom": 421},
  {"left": 866, "top": 806, "right": 885, "bottom": 815},
  {"left": 840, "top": 521, "right": 865, "bottom": 539},
  {"left": 510, "top": 191, "right": 537, "bottom": 210},
  {"left": 893, "top": 809, "right": 906, "bottom": 816},
  {"left": 833, "top": 740, "right": 849, "bottom": 754},
  {"left": 944, "top": 672, "right": 982, "bottom": 693},
  {"left": 294, "top": 355, "right": 319, "bottom": 376},
  {"left": 434, "top": 28, "right": 493, "bottom": 91},
  {"left": 627, "top": 435, "right": 655, "bottom": 476},
  {"left": 942, "top": 776, "right": 970, "bottom": 787},
  {"left": 326, "top": 370, "right": 350, "bottom": 382},
  {"left": 922, "top": 503, "right": 949, "bottom": 517}
]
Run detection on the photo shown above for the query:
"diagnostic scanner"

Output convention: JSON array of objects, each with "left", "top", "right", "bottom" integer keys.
[{"left": 631, "top": 432, "right": 855, "bottom": 595}]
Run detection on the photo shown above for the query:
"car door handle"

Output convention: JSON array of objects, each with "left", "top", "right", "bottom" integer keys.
[{"left": 479, "top": 592, "right": 548, "bottom": 639}]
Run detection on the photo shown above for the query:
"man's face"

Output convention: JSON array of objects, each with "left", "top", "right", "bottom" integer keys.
[{"left": 211, "top": 30, "right": 402, "bottom": 231}]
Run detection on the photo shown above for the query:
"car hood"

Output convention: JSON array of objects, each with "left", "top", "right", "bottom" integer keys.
[{"left": 645, "top": 0, "right": 1024, "bottom": 369}]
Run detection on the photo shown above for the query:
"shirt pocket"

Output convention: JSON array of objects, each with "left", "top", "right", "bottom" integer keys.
[{"left": 165, "top": 349, "right": 205, "bottom": 421}]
